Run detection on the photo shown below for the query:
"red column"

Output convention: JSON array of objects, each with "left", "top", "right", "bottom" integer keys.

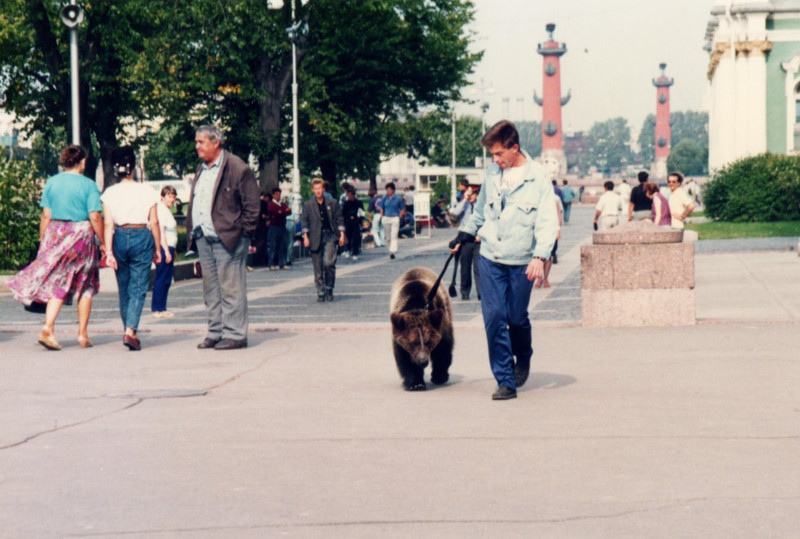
[
  {"left": 653, "top": 63, "right": 674, "bottom": 161},
  {"left": 536, "top": 23, "right": 569, "bottom": 152}
]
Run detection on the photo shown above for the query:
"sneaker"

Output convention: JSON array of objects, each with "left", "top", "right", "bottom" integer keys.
[
  {"left": 390, "top": 253, "right": 395, "bottom": 259},
  {"left": 343, "top": 251, "right": 351, "bottom": 258},
  {"left": 492, "top": 386, "right": 517, "bottom": 400},
  {"left": 352, "top": 255, "right": 358, "bottom": 261},
  {"left": 279, "top": 266, "right": 289, "bottom": 270},
  {"left": 269, "top": 266, "right": 278, "bottom": 271}
]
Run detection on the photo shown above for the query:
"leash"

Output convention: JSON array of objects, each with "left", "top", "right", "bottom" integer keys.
[{"left": 425, "top": 252, "right": 455, "bottom": 311}]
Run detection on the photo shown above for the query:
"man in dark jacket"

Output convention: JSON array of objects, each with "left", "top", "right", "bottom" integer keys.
[
  {"left": 186, "top": 125, "right": 260, "bottom": 350},
  {"left": 301, "top": 178, "right": 346, "bottom": 302},
  {"left": 266, "top": 187, "right": 292, "bottom": 270}
]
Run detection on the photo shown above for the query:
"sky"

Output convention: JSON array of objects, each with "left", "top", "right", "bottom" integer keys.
[{"left": 462, "top": 0, "right": 715, "bottom": 141}]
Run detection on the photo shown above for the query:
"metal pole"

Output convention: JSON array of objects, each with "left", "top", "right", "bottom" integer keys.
[
  {"left": 450, "top": 109, "right": 456, "bottom": 204},
  {"left": 69, "top": 0, "right": 80, "bottom": 145},
  {"left": 290, "top": 0, "right": 302, "bottom": 217}
]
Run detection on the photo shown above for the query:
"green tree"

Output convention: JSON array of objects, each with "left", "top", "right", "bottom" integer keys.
[
  {"left": 639, "top": 111, "right": 708, "bottom": 165},
  {"left": 585, "top": 117, "right": 632, "bottom": 173},
  {"left": 0, "top": 156, "right": 43, "bottom": 269},
  {"left": 517, "top": 121, "right": 542, "bottom": 158},
  {"left": 638, "top": 114, "right": 656, "bottom": 164},
  {"left": 427, "top": 114, "right": 484, "bottom": 168},
  {"left": 0, "top": 1, "right": 163, "bottom": 184},
  {"left": 298, "top": 0, "right": 480, "bottom": 192},
  {"left": 667, "top": 139, "right": 707, "bottom": 176}
]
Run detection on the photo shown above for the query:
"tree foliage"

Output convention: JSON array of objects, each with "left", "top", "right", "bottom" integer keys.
[
  {"left": 299, "top": 0, "right": 480, "bottom": 189},
  {"left": 0, "top": 1, "right": 162, "bottom": 183},
  {"left": 426, "top": 114, "right": 484, "bottom": 168},
  {"left": 585, "top": 117, "right": 632, "bottom": 173},
  {"left": 517, "top": 121, "right": 542, "bottom": 159},
  {"left": 704, "top": 153, "right": 800, "bottom": 222},
  {"left": 0, "top": 156, "right": 43, "bottom": 269},
  {"left": 667, "top": 139, "right": 707, "bottom": 176},
  {"left": 638, "top": 111, "right": 708, "bottom": 164}
]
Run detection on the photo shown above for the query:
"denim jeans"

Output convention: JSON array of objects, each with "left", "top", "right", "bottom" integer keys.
[
  {"left": 267, "top": 225, "right": 287, "bottom": 267},
  {"left": 151, "top": 246, "right": 175, "bottom": 312},
  {"left": 478, "top": 256, "right": 534, "bottom": 390},
  {"left": 113, "top": 227, "right": 154, "bottom": 332},
  {"left": 196, "top": 234, "right": 250, "bottom": 341}
]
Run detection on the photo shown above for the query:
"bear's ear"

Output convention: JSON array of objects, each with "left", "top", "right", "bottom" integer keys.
[
  {"left": 390, "top": 312, "right": 406, "bottom": 331},
  {"left": 428, "top": 309, "right": 443, "bottom": 329}
]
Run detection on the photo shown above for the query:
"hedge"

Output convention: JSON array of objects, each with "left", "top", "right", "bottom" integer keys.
[{"left": 704, "top": 153, "right": 800, "bottom": 222}]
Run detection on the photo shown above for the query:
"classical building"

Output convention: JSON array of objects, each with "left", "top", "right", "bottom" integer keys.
[
  {"left": 534, "top": 23, "right": 571, "bottom": 177},
  {"left": 705, "top": 0, "right": 800, "bottom": 171}
]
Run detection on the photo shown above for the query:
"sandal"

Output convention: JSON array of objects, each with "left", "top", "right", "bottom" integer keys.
[
  {"left": 37, "top": 329, "right": 61, "bottom": 351},
  {"left": 78, "top": 336, "right": 94, "bottom": 348}
]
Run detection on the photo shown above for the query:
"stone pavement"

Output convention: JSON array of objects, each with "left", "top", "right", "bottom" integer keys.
[{"left": 1, "top": 205, "right": 799, "bottom": 537}]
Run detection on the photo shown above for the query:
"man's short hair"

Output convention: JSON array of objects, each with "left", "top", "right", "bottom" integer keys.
[
  {"left": 637, "top": 171, "right": 649, "bottom": 183},
  {"left": 160, "top": 185, "right": 177, "bottom": 197},
  {"left": 197, "top": 125, "right": 224, "bottom": 146},
  {"left": 385, "top": 182, "right": 396, "bottom": 191},
  {"left": 459, "top": 179, "right": 469, "bottom": 188},
  {"left": 311, "top": 178, "right": 324, "bottom": 188},
  {"left": 668, "top": 171, "right": 684, "bottom": 185},
  {"left": 604, "top": 180, "right": 614, "bottom": 191},
  {"left": 481, "top": 120, "right": 519, "bottom": 149},
  {"left": 562, "top": 179, "right": 568, "bottom": 185},
  {"left": 272, "top": 187, "right": 281, "bottom": 195}
]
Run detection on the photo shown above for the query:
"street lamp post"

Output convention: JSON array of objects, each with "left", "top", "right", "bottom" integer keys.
[
  {"left": 60, "top": 1, "right": 84, "bottom": 146},
  {"left": 470, "top": 79, "right": 495, "bottom": 169},
  {"left": 268, "top": 0, "right": 304, "bottom": 216}
]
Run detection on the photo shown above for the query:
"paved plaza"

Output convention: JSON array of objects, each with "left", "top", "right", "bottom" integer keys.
[{"left": 1, "top": 205, "right": 799, "bottom": 537}]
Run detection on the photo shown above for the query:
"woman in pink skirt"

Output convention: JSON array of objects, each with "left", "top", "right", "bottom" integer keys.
[{"left": 7, "top": 145, "right": 105, "bottom": 350}]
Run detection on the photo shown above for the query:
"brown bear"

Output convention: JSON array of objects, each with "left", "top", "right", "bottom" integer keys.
[{"left": 390, "top": 266, "right": 454, "bottom": 391}]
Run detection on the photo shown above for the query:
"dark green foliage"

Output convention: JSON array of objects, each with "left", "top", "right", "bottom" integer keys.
[
  {"left": 667, "top": 139, "right": 707, "bottom": 176},
  {"left": 704, "top": 153, "right": 800, "bottom": 222},
  {"left": 0, "top": 156, "right": 44, "bottom": 270}
]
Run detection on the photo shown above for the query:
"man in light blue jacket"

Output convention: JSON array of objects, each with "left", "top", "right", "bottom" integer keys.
[{"left": 450, "top": 120, "right": 558, "bottom": 400}]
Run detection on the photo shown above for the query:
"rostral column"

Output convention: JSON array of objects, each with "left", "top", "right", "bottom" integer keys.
[
  {"left": 534, "top": 23, "right": 570, "bottom": 178},
  {"left": 652, "top": 63, "right": 674, "bottom": 181}
]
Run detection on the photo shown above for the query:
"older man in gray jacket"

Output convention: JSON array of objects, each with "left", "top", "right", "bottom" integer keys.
[{"left": 186, "top": 125, "right": 260, "bottom": 350}]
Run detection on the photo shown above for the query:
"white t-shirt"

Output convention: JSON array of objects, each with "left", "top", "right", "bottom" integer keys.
[
  {"left": 500, "top": 165, "right": 525, "bottom": 191},
  {"left": 668, "top": 187, "right": 693, "bottom": 229},
  {"left": 101, "top": 180, "right": 159, "bottom": 226},
  {"left": 595, "top": 191, "right": 622, "bottom": 217},
  {"left": 157, "top": 201, "right": 178, "bottom": 248}
]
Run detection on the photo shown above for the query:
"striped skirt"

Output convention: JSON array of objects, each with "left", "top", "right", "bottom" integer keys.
[{"left": 7, "top": 220, "right": 100, "bottom": 306}]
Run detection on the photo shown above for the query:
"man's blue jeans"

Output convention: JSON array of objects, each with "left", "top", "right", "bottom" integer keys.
[
  {"left": 151, "top": 246, "right": 175, "bottom": 312},
  {"left": 196, "top": 235, "right": 250, "bottom": 341},
  {"left": 267, "top": 225, "right": 287, "bottom": 267},
  {"left": 113, "top": 227, "right": 154, "bottom": 332},
  {"left": 478, "top": 256, "right": 534, "bottom": 390}
]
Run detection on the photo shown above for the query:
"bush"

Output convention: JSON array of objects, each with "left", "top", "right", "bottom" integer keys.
[
  {"left": 704, "top": 153, "right": 800, "bottom": 222},
  {"left": 0, "top": 156, "right": 45, "bottom": 270}
]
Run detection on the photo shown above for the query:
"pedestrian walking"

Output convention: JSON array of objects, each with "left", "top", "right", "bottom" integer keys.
[
  {"left": 101, "top": 146, "right": 161, "bottom": 351},
  {"left": 301, "top": 178, "right": 346, "bottom": 302},
  {"left": 7, "top": 145, "right": 105, "bottom": 350}
]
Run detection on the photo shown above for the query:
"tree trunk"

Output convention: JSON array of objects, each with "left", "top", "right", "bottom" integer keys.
[{"left": 320, "top": 158, "right": 338, "bottom": 197}]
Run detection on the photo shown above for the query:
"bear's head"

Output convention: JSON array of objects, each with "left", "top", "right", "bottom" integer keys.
[{"left": 390, "top": 309, "right": 445, "bottom": 365}]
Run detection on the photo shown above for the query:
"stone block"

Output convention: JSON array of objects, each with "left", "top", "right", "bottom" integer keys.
[
  {"left": 581, "top": 243, "right": 694, "bottom": 291},
  {"left": 581, "top": 288, "right": 696, "bottom": 327}
]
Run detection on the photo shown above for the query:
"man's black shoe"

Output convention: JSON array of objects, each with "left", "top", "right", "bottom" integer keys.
[
  {"left": 461, "top": 294, "right": 469, "bottom": 300},
  {"left": 390, "top": 253, "right": 395, "bottom": 259},
  {"left": 197, "top": 337, "right": 221, "bottom": 349},
  {"left": 214, "top": 338, "right": 248, "bottom": 350},
  {"left": 317, "top": 295, "right": 326, "bottom": 302},
  {"left": 514, "top": 364, "right": 530, "bottom": 388},
  {"left": 492, "top": 386, "right": 517, "bottom": 400},
  {"left": 325, "top": 291, "right": 334, "bottom": 302}
]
